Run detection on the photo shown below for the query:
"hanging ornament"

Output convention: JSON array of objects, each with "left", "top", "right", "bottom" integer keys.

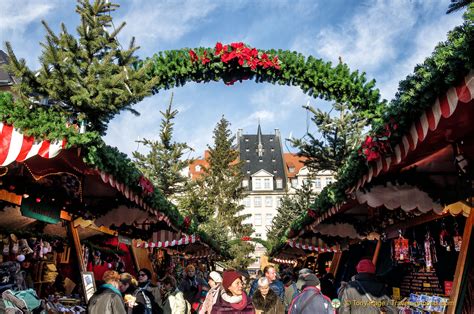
[
  {"left": 393, "top": 229, "right": 409, "bottom": 262},
  {"left": 439, "top": 221, "right": 451, "bottom": 251},
  {"left": 424, "top": 230, "right": 438, "bottom": 271},
  {"left": 453, "top": 222, "right": 462, "bottom": 252}
]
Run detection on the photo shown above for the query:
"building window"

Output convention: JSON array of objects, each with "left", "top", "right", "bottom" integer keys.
[
  {"left": 244, "top": 197, "right": 251, "bottom": 207},
  {"left": 315, "top": 178, "right": 321, "bottom": 188},
  {"left": 245, "top": 148, "right": 249, "bottom": 152},
  {"left": 195, "top": 165, "right": 201, "bottom": 172},
  {"left": 271, "top": 148, "right": 275, "bottom": 152},
  {"left": 276, "top": 179, "right": 283, "bottom": 189},
  {"left": 266, "top": 213, "right": 273, "bottom": 225},
  {"left": 265, "top": 196, "right": 272, "bottom": 207},
  {"left": 242, "top": 179, "right": 248, "bottom": 188},
  {"left": 254, "top": 196, "right": 262, "bottom": 207},
  {"left": 264, "top": 178, "right": 271, "bottom": 189},
  {"left": 273, "top": 170, "right": 277, "bottom": 174},
  {"left": 272, "top": 159, "right": 276, "bottom": 162},
  {"left": 254, "top": 214, "right": 262, "bottom": 225},
  {"left": 291, "top": 178, "right": 298, "bottom": 188},
  {"left": 259, "top": 159, "right": 263, "bottom": 162},
  {"left": 245, "top": 138, "right": 249, "bottom": 142},
  {"left": 326, "top": 177, "right": 333, "bottom": 185},
  {"left": 246, "top": 159, "right": 250, "bottom": 163},
  {"left": 254, "top": 179, "right": 261, "bottom": 190},
  {"left": 269, "top": 138, "right": 273, "bottom": 142},
  {"left": 289, "top": 166, "right": 295, "bottom": 173},
  {"left": 247, "top": 170, "right": 251, "bottom": 174}
]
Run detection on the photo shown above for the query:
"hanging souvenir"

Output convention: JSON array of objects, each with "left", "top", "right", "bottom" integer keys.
[
  {"left": 439, "top": 221, "right": 451, "bottom": 251},
  {"left": 393, "top": 230, "right": 409, "bottom": 262},
  {"left": 410, "top": 230, "right": 423, "bottom": 264},
  {"left": 453, "top": 223, "right": 462, "bottom": 252},
  {"left": 424, "top": 230, "right": 438, "bottom": 271}
]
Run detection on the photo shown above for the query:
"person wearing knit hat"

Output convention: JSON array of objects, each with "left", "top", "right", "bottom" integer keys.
[
  {"left": 288, "top": 273, "right": 333, "bottom": 314},
  {"left": 338, "top": 259, "right": 395, "bottom": 314},
  {"left": 179, "top": 263, "right": 209, "bottom": 308},
  {"left": 199, "top": 271, "right": 223, "bottom": 314},
  {"left": 210, "top": 270, "right": 254, "bottom": 313}
]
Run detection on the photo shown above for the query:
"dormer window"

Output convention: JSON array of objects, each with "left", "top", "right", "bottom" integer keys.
[
  {"left": 245, "top": 148, "right": 250, "bottom": 152},
  {"left": 245, "top": 138, "right": 249, "bottom": 142},
  {"left": 246, "top": 159, "right": 250, "bottom": 163},
  {"left": 273, "top": 170, "right": 277, "bottom": 174},
  {"left": 289, "top": 166, "right": 295, "bottom": 173},
  {"left": 272, "top": 159, "right": 276, "bottom": 162},
  {"left": 269, "top": 138, "right": 273, "bottom": 142},
  {"left": 247, "top": 170, "right": 251, "bottom": 174},
  {"left": 271, "top": 148, "right": 275, "bottom": 152},
  {"left": 242, "top": 179, "right": 249, "bottom": 188},
  {"left": 195, "top": 165, "right": 201, "bottom": 172},
  {"left": 259, "top": 159, "right": 263, "bottom": 162}
]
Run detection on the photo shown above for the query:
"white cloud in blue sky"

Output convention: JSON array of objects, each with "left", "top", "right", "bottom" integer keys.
[{"left": 1, "top": 0, "right": 465, "bottom": 158}]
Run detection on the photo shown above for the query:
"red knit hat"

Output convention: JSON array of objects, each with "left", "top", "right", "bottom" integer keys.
[
  {"left": 356, "top": 259, "right": 376, "bottom": 274},
  {"left": 222, "top": 271, "right": 242, "bottom": 289}
]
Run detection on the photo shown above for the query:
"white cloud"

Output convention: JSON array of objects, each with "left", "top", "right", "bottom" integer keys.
[
  {"left": 0, "top": 1, "right": 55, "bottom": 34},
  {"left": 117, "top": 0, "right": 220, "bottom": 51}
]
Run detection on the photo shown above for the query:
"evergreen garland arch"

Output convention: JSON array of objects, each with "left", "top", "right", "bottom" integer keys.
[{"left": 141, "top": 42, "right": 385, "bottom": 123}]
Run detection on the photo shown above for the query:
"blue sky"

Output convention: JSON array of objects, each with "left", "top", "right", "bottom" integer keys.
[{"left": 1, "top": 0, "right": 465, "bottom": 158}]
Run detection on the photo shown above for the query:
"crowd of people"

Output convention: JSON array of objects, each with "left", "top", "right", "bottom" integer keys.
[{"left": 87, "top": 258, "right": 394, "bottom": 313}]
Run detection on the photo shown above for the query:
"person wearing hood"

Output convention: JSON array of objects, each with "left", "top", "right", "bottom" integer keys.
[
  {"left": 288, "top": 274, "right": 334, "bottom": 314},
  {"left": 252, "top": 277, "right": 285, "bottom": 314},
  {"left": 211, "top": 270, "right": 254, "bottom": 313},
  {"left": 338, "top": 259, "right": 395, "bottom": 314},
  {"left": 131, "top": 268, "right": 162, "bottom": 314},
  {"left": 88, "top": 270, "right": 126, "bottom": 314},
  {"left": 199, "top": 271, "right": 222, "bottom": 314}
]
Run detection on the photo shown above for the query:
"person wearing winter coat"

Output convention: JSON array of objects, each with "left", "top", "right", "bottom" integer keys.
[
  {"left": 199, "top": 271, "right": 222, "bottom": 314},
  {"left": 88, "top": 270, "right": 127, "bottom": 314},
  {"left": 338, "top": 259, "right": 395, "bottom": 314},
  {"left": 132, "top": 268, "right": 162, "bottom": 314},
  {"left": 288, "top": 274, "right": 334, "bottom": 314},
  {"left": 211, "top": 270, "right": 255, "bottom": 314},
  {"left": 162, "top": 276, "right": 189, "bottom": 314},
  {"left": 282, "top": 276, "right": 298, "bottom": 310},
  {"left": 252, "top": 277, "right": 285, "bottom": 314},
  {"left": 179, "top": 265, "right": 209, "bottom": 307},
  {"left": 249, "top": 266, "right": 284, "bottom": 301}
]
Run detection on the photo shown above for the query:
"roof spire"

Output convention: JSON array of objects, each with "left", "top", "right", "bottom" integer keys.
[{"left": 257, "top": 120, "right": 263, "bottom": 157}]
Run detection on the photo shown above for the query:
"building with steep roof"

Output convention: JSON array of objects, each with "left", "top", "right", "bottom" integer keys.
[{"left": 187, "top": 125, "right": 335, "bottom": 271}]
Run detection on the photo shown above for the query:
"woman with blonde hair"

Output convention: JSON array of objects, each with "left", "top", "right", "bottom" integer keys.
[{"left": 88, "top": 270, "right": 126, "bottom": 314}]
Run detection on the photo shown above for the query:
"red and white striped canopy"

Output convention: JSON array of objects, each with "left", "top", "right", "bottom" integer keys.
[
  {"left": 287, "top": 239, "right": 339, "bottom": 253},
  {"left": 137, "top": 234, "right": 198, "bottom": 248},
  {"left": 0, "top": 122, "right": 66, "bottom": 166}
]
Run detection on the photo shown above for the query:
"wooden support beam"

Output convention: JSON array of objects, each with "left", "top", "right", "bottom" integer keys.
[
  {"left": 330, "top": 251, "right": 342, "bottom": 276},
  {"left": 372, "top": 239, "right": 382, "bottom": 265},
  {"left": 68, "top": 220, "right": 85, "bottom": 273},
  {"left": 448, "top": 209, "right": 473, "bottom": 313}
]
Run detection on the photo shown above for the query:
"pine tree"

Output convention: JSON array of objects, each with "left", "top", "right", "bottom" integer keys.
[
  {"left": 291, "top": 102, "right": 365, "bottom": 172},
  {"left": 267, "top": 182, "right": 314, "bottom": 247},
  {"left": 184, "top": 116, "right": 254, "bottom": 268},
  {"left": 133, "top": 93, "right": 193, "bottom": 200},
  {"left": 5, "top": 0, "right": 158, "bottom": 135}
]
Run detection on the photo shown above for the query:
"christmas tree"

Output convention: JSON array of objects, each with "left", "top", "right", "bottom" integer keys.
[
  {"left": 5, "top": 0, "right": 158, "bottom": 135},
  {"left": 133, "top": 93, "right": 193, "bottom": 200},
  {"left": 291, "top": 102, "right": 365, "bottom": 172}
]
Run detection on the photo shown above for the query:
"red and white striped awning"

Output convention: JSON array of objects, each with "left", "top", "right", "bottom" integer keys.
[
  {"left": 137, "top": 234, "right": 198, "bottom": 248},
  {"left": 351, "top": 72, "right": 473, "bottom": 192},
  {"left": 272, "top": 258, "right": 297, "bottom": 265},
  {"left": 99, "top": 171, "right": 172, "bottom": 227},
  {"left": 0, "top": 122, "right": 66, "bottom": 166},
  {"left": 287, "top": 239, "right": 339, "bottom": 252}
]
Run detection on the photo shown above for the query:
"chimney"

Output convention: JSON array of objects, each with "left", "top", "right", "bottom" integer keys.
[
  {"left": 237, "top": 129, "right": 243, "bottom": 140},
  {"left": 275, "top": 129, "right": 280, "bottom": 138}
]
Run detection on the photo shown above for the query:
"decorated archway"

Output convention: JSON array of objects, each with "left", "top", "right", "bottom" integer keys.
[{"left": 140, "top": 42, "right": 384, "bottom": 123}]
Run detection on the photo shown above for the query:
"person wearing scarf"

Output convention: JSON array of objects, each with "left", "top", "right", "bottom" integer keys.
[
  {"left": 179, "top": 264, "right": 209, "bottom": 308},
  {"left": 131, "top": 268, "right": 162, "bottom": 314},
  {"left": 211, "top": 271, "right": 254, "bottom": 314},
  {"left": 88, "top": 270, "right": 126, "bottom": 314}
]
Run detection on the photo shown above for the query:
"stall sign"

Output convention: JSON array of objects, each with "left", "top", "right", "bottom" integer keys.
[
  {"left": 392, "top": 287, "right": 401, "bottom": 300},
  {"left": 444, "top": 281, "right": 453, "bottom": 296}
]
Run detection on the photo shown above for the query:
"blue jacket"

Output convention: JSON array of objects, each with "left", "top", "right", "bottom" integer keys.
[
  {"left": 249, "top": 278, "right": 285, "bottom": 301},
  {"left": 288, "top": 286, "right": 334, "bottom": 314}
]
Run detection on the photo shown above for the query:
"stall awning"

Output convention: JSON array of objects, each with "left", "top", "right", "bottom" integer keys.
[
  {"left": 137, "top": 234, "right": 198, "bottom": 248},
  {"left": 0, "top": 122, "right": 66, "bottom": 166},
  {"left": 287, "top": 239, "right": 340, "bottom": 253},
  {"left": 351, "top": 73, "right": 473, "bottom": 192}
]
